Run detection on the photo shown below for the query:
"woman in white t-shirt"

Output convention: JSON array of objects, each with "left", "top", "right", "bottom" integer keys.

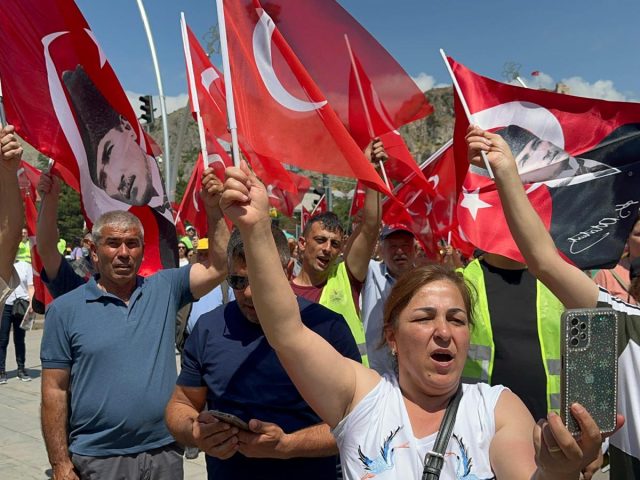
[{"left": 218, "top": 162, "right": 615, "bottom": 480}]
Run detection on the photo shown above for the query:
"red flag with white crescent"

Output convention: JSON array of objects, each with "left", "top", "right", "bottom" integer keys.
[
  {"left": 0, "top": 0, "right": 177, "bottom": 275},
  {"left": 451, "top": 57, "right": 640, "bottom": 269},
  {"left": 17, "top": 162, "right": 53, "bottom": 313},
  {"left": 257, "top": 0, "right": 431, "bottom": 135},
  {"left": 222, "top": 0, "right": 391, "bottom": 195}
]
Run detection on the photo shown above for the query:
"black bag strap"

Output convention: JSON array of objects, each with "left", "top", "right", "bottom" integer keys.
[{"left": 421, "top": 384, "right": 464, "bottom": 480}]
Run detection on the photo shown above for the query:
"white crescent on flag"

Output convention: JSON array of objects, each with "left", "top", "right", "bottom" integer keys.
[
  {"left": 252, "top": 8, "right": 327, "bottom": 113},
  {"left": 201, "top": 66, "right": 219, "bottom": 92}
]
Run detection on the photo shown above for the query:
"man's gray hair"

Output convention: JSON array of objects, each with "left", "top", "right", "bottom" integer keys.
[
  {"left": 92, "top": 211, "right": 144, "bottom": 244},
  {"left": 227, "top": 224, "right": 290, "bottom": 269}
]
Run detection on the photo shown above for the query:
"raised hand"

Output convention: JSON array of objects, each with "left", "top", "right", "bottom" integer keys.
[
  {"left": 37, "top": 172, "right": 62, "bottom": 197},
  {"left": 465, "top": 125, "right": 516, "bottom": 173},
  {"left": 0, "top": 125, "right": 23, "bottom": 173},
  {"left": 220, "top": 160, "right": 270, "bottom": 230},
  {"left": 200, "top": 167, "right": 224, "bottom": 213}
]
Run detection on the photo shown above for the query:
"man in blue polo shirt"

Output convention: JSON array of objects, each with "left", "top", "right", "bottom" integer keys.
[
  {"left": 165, "top": 226, "right": 360, "bottom": 479},
  {"left": 40, "top": 169, "right": 229, "bottom": 480}
]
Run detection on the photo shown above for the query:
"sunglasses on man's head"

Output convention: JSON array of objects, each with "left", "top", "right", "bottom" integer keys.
[{"left": 227, "top": 275, "right": 249, "bottom": 290}]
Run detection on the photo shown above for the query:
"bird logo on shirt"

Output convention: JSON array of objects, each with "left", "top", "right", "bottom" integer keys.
[{"left": 357, "top": 426, "right": 409, "bottom": 479}]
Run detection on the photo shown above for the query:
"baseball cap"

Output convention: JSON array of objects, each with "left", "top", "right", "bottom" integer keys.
[
  {"left": 380, "top": 224, "right": 414, "bottom": 240},
  {"left": 186, "top": 225, "right": 196, "bottom": 233}
]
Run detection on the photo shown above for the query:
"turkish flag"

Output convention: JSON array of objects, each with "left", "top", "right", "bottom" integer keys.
[
  {"left": 301, "top": 205, "right": 311, "bottom": 232},
  {"left": 266, "top": 170, "right": 311, "bottom": 217},
  {"left": 222, "top": 0, "right": 390, "bottom": 195},
  {"left": 183, "top": 20, "right": 308, "bottom": 204},
  {"left": 311, "top": 195, "right": 328, "bottom": 216},
  {"left": 176, "top": 154, "right": 208, "bottom": 238},
  {"left": 451, "top": 57, "right": 640, "bottom": 269},
  {"left": 346, "top": 46, "right": 432, "bottom": 191},
  {"left": 349, "top": 181, "right": 367, "bottom": 219},
  {"left": 17, "top": 162, "right": 53, "bottom": 314},
  {"left": 258, "top": 0, "right": 431, "bottom": 135},
  {"left": 0, "top": 0, "right": 177, "bottom": 275}
]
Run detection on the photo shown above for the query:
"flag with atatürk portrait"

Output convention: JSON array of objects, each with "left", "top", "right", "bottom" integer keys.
[
  {"left": 450, "top": 57, "right": 640, "bottom": 269},
  {"left": 0, "top": 0, "right": 177, "bottom": 275}
]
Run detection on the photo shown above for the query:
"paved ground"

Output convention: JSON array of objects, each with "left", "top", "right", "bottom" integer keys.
[
  {"left": 0, "top": 322, "right": 610, "bottom": 479},
  {"left": 0, "top": 322, "right": 206, "bottom": 480}
]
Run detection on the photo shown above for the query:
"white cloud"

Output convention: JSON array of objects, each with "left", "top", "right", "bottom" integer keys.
[
  {"left": 561, "top": 77, "right": 628, "bottom": 101},
  {"left": 125, "top": 90, "right": 189, "bottom": 119},
  {"left": 411, "top": 72, "right": 449, "bottom": 92},
  {"left": 521, "top": 73, "right": 635, "bottom": 102}
]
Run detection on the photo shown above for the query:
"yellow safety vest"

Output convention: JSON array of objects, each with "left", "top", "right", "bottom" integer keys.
[
  {"left": 460, "top": 259, "right": 564, "bottom": 413},
  {"left": 319, "top": 262, "right": 369, "bottom": 367},
  {"left": 16, "top": 240, "right": 31, "bottom": 263}
]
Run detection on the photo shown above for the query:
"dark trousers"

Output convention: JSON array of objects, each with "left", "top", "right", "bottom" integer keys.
[
  {"left": 71, "top": 443, "right": 184, "bottom": 480},
  {"left": 0, "top": 304, "right": 26, "bottom": 371}
]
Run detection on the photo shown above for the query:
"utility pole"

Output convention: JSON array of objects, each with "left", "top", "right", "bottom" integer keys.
[{"left": 322, "top": 174, "right": 333, "bottom": 212}]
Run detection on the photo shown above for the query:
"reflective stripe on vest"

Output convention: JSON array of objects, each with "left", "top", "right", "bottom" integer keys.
[
  {"left": 319, "top": 262, "right": 369, "bottom": 367},
  {"left": 461, "top": 259, "right": 564, "bottom": 413}
]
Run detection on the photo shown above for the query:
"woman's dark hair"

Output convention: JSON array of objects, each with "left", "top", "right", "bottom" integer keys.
[{"left": 380, "top": 264, "right": 476, "bottom": 348}]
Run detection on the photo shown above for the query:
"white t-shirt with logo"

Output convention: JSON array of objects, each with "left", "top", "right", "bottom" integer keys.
[{"left": 333, "top": 375, "right": 504, "bottom": 480}]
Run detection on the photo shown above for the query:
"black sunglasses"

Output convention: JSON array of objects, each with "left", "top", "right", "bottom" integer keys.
[{"left": 227, "top": 274, "right": 249, "bottom": 290}]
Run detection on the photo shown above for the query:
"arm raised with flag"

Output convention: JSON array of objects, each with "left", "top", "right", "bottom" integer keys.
[{"left": 465, "top": 125, "right": 599, "bottom": 308}]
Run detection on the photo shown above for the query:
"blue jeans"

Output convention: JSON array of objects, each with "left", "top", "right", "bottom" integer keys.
[{"left": 0, "top": 304, "right": 26, "bottom": 371}]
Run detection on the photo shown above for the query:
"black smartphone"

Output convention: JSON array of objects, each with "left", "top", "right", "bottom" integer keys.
[
  {"left": 561, "top": 308, "right": 618, "bottom": 436},
  {"left": 207, "top": 410, "right": 250, "bottom": 431}
]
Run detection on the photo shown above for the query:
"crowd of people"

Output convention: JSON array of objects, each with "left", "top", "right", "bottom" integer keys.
[{"left": 0, "top": 122, "right": 638, "bottom": 480}]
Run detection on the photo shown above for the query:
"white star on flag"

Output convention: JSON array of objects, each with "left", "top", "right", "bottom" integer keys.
[{"left": 460, "top": 187, "right": 491, "bottom": 220}]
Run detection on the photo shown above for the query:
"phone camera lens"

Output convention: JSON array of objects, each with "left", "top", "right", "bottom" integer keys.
[
  {"left": 571, "top": 318, "right": 579, "bottom": 326},
  {"left": 571, "top": 327, "right": 579, "bottom": 336},
  {"left": 579, "top": 332, "right": 587, "bottom": 340},
  {"left": 580, "top": 323, "right": 587, "bottom": 330},
  {"left": 570, "top": 338, "right": 579, "bottom": 347}
]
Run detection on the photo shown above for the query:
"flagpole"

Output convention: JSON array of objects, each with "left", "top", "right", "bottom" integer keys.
[
  {"left": 215, "top": 0, "right": 241, "bottom": 167},
  {"left": 180, "top": 13, "right": 209, "bottom": 170},
  {"left": 439, "top": 49, "right": 493, "bottom": 178},
  {"left": 515, "top": 76, "right": 528, "bottom": 88},
  {"left": 136, "top": 0, "right": 173, "bottom": 200},
  {"left": 344, "top": 34, "right": 391, "bottom": 191},
  {"left": 0, "top": 79, "right": 6, "bottom": 126}
]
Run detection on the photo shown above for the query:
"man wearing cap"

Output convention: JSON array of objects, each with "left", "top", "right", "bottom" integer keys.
[
  {"left": 290, "top": 140, "right": 387, "bottom": 366},
  {"left": 361, "top": 223, "right": 416, "bottom": 375}
]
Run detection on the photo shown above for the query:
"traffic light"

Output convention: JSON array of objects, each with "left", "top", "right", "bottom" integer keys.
[{"left": 139, "top": 95, "right": 154, "bottom": 125}]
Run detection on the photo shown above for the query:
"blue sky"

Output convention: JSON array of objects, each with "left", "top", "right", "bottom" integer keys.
[{"left": 76, "top": 0, "right": 640, "bottom": 111}]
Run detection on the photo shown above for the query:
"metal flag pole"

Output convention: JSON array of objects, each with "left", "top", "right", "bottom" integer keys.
[
  {"left": 344, "top": 34, "right": 391, "bottom": 191},
  {"left": 136, "top": 0, "right": 173, "bottom": 200},
  {"left": 439, "top": 49, "right": 493, "bottom": 178},
  {"left": 0, "top": 79, "right": 6, "bottom": 126},
  {"left": 515, "top": 76, "right": 528, "bottom": 88},
  {"left": 215, "top": 0, "right": 241, "bottom": 167},
  {"left": 180, "top": 12, "right": 209, "bottom": 170}
]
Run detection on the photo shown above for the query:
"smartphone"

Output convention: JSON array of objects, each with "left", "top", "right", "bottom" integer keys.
[
  {"left": 207, "top": 410, "right": 250, "bottom": 431},
  {"left": 561, "top": 308, "right": 618, "bottom": 436}
]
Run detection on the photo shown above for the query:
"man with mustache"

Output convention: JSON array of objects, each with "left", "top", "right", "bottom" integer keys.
[
  {"left": 361, "top": 224, "right": 416, "bottom": 375},
  {"left": 40, "top": 169, "right": 229, "bottom": 480}
]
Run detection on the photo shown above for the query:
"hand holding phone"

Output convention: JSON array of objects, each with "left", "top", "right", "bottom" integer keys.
[
  {"left": 207, "top": 410, "right": 250, "bottom": 431},
  {"left": 561, "top": 308, "right": 618, "bottom": 436}
]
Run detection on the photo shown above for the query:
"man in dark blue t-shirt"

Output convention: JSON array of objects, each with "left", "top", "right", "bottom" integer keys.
[{"left": 166, "top": 226, "right": 361, "bottom": 480}]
